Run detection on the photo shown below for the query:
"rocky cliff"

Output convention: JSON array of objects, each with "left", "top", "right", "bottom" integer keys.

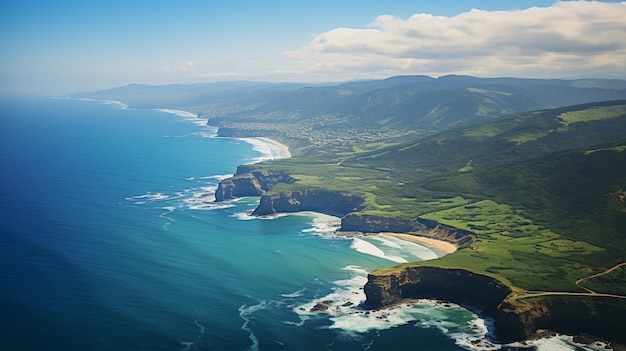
[
  {"left": 214, "top": 169, "right": 296, "bottom": 202},
  {"left": 252, "top": 189, "right": 365, "bottom": 217},
  {"left": 341, "top": 213, "right": 426, "bottom": 233},
  {"left": 364, "top": 266, "right": 512, "bottom": 313},
  {"left": 424, "top": 223, "right": 475, "bottom": 247},
  {"left": 364, "top": 266, "right": 626, "bottom": 344}
]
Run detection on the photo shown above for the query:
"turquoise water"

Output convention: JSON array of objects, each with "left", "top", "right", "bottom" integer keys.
[{"left": 0, "top": 98, "right": 590, "bottom": 350}]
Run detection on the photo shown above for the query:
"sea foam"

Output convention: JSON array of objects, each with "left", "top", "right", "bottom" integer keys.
[
  {"left": 351, "top": 238, "right": 408, "bottom": 263},
  {"left": 240, "top": 137, "right": 289, "bottom": 162},
  {"left": 293, "top": 265, "right": 507, "bottom": 351},
  {"left": 155, "top": 108, "right": 210, "bottom": 128}
]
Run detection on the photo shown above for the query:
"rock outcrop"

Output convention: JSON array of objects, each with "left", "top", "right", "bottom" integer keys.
[
  {"left": 341, "top": 213, "right": 427, "bottom": 233},
  {"left": 364, "top": 266, "right": 626, "bottom": 344},
  {"left": 252, "top": 189, "right": 365, "bottom": 217},
  {"left": 424, "top": 222, "right": 475, "bottom": 247},
  {"left": 214, "top": 169, "right": 296, "bottom": 202},
  {"left": 364, "top": 266, "right": 512, "bottom": 313}
]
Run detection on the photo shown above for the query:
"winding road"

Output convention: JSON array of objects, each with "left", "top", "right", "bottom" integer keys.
[{"left": 515, "top": 262, "right": 626, "bottom": 300}]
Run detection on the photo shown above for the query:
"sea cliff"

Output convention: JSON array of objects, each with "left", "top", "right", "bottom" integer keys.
[
  {"left": 252, "top": 189, "right": 365, "bottom": 217},
  {"left": 214, "top": 168, "right": 296, "bottom": 202},
  {"left": 214, "top": 169, "right": 626, "bottom": 345},
  {"left": 364, "top": 266, "right": 626, "bottom": 344}
]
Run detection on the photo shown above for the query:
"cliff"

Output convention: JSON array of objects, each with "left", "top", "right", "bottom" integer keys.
[
  {"left": 364, "top": 266, "right": 626, "bottom": 344},
  {"left": 252, "top": 189, "right": 365, "bottom": 217},
  {"left": 214, "top": 169, "right": 296, "bottom": 202},
  {"left": 341, "top": 213, "right": 425, "bottom": 233},
  {"left": 423, "top": 222, "right": 475, "bottom": 247}
]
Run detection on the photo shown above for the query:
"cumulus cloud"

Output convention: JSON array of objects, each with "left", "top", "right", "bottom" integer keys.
[{"left": 286, "top": 1, "right": 626, "bottom": 79}]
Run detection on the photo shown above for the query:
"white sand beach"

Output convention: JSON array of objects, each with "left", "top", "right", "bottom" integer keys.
[
  {"left": 382, "top": 233, "right": 458, "bottom": 254},
  {"left": 256, "top": 137, "right": 292, "bottom": 158},
  {"left": 241, "top": 137, "right": 291, "bottom": 161}
]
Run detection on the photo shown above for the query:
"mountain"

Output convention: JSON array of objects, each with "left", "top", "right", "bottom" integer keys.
[{"left": 74, "top": 76, "right": 626, "bottom": 148}]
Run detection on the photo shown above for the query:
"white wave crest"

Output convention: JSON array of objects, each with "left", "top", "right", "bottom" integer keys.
[
  {"left": 293, "top": 265, "right": 506, "bottom": 351},
  {"left": 239, "top": 137, "right": 289, "bottom": 163},
  {"left": 377, "top": 234, "right": 439, "bottom": 261},
  {"left": 126, "top": 192, "right": 170, "bottom": 203},
  {"left": 201, "top": 174, "right": 234, "bottom": 181},
  {"left": 299, "top": 212, "right": 342, "bottom": 237},
  {"left": 508, "top": 334, "right": 613, "bottom": 351},
  {"left": 280, "top": 288, "right": 306, "bottom": 298},
  {"left": 231, "top": 211, "right": 288, "bottom": 221},
  {"left": 155, "top": 108, "right": 196, "bottom": 119},
  {"left": 351, "top": 238, "right": 408, "bottom": 263}
]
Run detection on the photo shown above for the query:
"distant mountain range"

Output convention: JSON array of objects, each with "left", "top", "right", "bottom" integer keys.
[{"left": 76, "top": 75, "right": 626, "bottom": 141}]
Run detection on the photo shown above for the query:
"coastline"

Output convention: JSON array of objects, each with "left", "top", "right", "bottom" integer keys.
[
  {"left": 381, "top": 232, "right": 457, "bottom": 255},
  {"left": 256, "top": 137, "right": 292, "bottom": 158},
  {"left": 240, "top": 137, "right": 291, "bottom": 162}
]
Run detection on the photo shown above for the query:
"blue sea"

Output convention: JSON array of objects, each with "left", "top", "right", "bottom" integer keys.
[{"left": 0, "top": 98, "right": 597, "bottom": 351}]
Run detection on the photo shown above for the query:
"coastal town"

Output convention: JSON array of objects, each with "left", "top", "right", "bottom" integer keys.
[{"left": 209, "top": 112, "right": 424, "bottom": 148}]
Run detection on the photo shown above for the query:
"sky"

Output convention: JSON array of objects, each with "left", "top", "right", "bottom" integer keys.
[{"left": 1, "top": 0, "right": 625, "bottom": 95}]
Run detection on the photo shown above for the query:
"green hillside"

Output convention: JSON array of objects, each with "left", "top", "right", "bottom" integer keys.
[
  {"left": 255, "top": 100, "right": 626, "bottom": 295},
  {"left": 76, "top": 76, "right": 626, "bottom": 153},
  {"left": 81, "top": 78, "right": 626, "bottom": 298}
]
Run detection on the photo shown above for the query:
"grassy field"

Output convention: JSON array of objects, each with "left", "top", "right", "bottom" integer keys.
[
  {"left": 249, "top": 101, "right": 626, "bottom": 296},
  {"left": 578, "top": 265, "right": 626, "bottom": 296},
  {"left": 412, "top": 200, "right": 606, "bottom": 292}
]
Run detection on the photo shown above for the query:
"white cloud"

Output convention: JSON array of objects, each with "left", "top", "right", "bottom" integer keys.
[
  {"left": 155, "top": 61, "right": 197, "bottom": 73},
  {"left": 285, "top": 1, "right": 626, "bottom": 79}
]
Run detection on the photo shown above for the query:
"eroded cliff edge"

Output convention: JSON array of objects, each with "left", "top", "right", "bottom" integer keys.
[
  {"left": 214, "top": 167, "right": 296, "bottom": 201},
  {"left": 215, "top": 170, "right": 475, "bottom": 240},
  {"left": 214, "top": 170, "right": 626, "bottom": 345},
  {"left": 364, "top": 266, "right": 626, "bottom": 344}
]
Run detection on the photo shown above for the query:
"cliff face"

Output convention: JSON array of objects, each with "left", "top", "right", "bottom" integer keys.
[
  {"left": 341, "top": 213, "right": 426, "bottom": 233},
  {"left": 214, "top": 170, "right": 296, "bottom": 202},
  {"left": 364, "top": 266, "right": 626, "bottom": 344},
  {"left": 364, "top": 266, "right": 512, "bottom": 311},
  {"left": 426, "top": 223, "right": 475, "bottom": 247},
  {"left": 364, "top": 266, "right": 530, "bottom": 342},
  {"left": 252, "top": 189, "right": 365, "bottom": 217}
]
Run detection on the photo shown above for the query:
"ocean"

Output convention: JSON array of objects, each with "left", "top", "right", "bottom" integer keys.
[{"left": 0, "top": 98, "right": 602, "bottom": 351}]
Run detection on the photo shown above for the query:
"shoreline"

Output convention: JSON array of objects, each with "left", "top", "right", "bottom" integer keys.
[
  {"left": 240, "top": 137, "right": 292, "bottom": 161},
  {"left": 255, "top": 137, "right": 292, "bottom": 159},
  {"left": 381, "top": 232, "right": 457, "bottom": 255}
]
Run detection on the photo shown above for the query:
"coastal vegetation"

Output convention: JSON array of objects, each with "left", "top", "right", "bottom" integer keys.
[
  {"left": 78, "top": 75, "right": 626, "bottom": 344},
  {"left": 250, "top": 100, "right": 626, "bottom": 295}
]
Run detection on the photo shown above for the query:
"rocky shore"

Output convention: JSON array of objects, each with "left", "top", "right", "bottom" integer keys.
[{"left": 213, "top": 165, "right": 626, "bottom": 347}]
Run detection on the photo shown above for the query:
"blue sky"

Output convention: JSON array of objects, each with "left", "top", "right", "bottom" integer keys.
[{"left": 1, "top": 1, "right": 625, "bottom": 95}]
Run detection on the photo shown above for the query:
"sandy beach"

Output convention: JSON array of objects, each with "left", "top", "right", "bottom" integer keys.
[
  {"left": 257, "top": 137, "right": 292, "bottom": 158},
  {"left": 382, "top": 233, "right": 457, "bottom": 254},
  {"left": 239, "top": 137, "right": 292, "bottom": 162}
]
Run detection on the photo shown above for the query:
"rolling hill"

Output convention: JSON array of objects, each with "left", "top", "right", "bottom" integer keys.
[
  {"left": 75, "top": 76, "right": 626, "bottom": 148},
  {"left": 234, "top": 100, "right": 626, "bottom": 343},
  {"left": 77, "top": 76, "right": 626, "bottom": 343}
]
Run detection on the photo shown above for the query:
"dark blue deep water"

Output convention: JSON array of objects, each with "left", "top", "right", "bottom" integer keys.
[{"left": 0, "top": 98, "right": 586, "bottom": 351}]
